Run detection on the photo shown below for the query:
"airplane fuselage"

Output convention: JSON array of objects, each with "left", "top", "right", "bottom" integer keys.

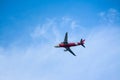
[
  {"left": 55, "top": 42, "right": 81, "bottom": 48},
  {"left": 54, "top": 32, "right": 85, "bottom": 56}
]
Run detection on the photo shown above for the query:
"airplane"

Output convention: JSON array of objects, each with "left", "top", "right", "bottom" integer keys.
[{"left": 54, "top": 32, "right": 85, "bottom": 56}]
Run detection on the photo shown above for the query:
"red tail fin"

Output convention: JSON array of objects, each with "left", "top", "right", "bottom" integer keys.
[{"left": 80, "top": 39, "right": 85, "bottom": 48}]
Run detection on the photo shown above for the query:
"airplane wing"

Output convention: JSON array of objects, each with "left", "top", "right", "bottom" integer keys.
[
  {"left": 63, "top": 32, "right": 68, "bottom": 44},
  {"left": 66, "top": 47, "right": 76, "bottom": 56}
]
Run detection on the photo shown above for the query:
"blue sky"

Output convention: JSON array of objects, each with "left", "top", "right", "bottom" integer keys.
[{"left": 0, "top": 0, "right": 120, "bottom": 80}]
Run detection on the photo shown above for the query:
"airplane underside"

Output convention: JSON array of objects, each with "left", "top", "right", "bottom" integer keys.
[{"left": 54, "top": 32, "right": 85, "bottom": 56}]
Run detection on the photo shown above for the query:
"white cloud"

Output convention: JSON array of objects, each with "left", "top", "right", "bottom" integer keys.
[
  {"left": 30, "top": 17, "right": 84, "bottom": 44},
  {"left": 99, "top": 8, "right": 120, "bottom": 25},
  {"left": 30, "top": 19, "right": 56, "bottom": 39},
  {"left": 61, "top": 16, "right": 80, "bottom": 29},
  {"left": 71, "top": 20, "right": 79, "bottom": 29}
]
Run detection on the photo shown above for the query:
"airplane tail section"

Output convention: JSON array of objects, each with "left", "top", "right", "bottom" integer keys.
[{"left": 80, "top": 39, "right": 85, "bottom": 48}]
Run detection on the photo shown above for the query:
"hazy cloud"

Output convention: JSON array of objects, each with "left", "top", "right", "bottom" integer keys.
[{"left": 99, "top": 8, "right": 120, "bottom": 25}]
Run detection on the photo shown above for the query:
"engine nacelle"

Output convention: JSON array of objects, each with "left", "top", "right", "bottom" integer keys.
[{"left": 64, "top": 49, "right": 67, "bottom": 51}]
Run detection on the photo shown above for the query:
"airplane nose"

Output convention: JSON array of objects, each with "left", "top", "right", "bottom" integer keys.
[{"left": 54, "top": 45, "right": 59, "bottom": 48}]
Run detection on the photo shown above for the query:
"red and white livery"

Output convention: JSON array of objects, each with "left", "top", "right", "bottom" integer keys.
[{"left": 55, "top": 32, "right": 85, "bottom": 56}]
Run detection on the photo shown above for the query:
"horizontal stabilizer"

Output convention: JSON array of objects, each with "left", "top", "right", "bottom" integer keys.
[{"left": 80, "top": 39, "right": 85, "bottom": 48}]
